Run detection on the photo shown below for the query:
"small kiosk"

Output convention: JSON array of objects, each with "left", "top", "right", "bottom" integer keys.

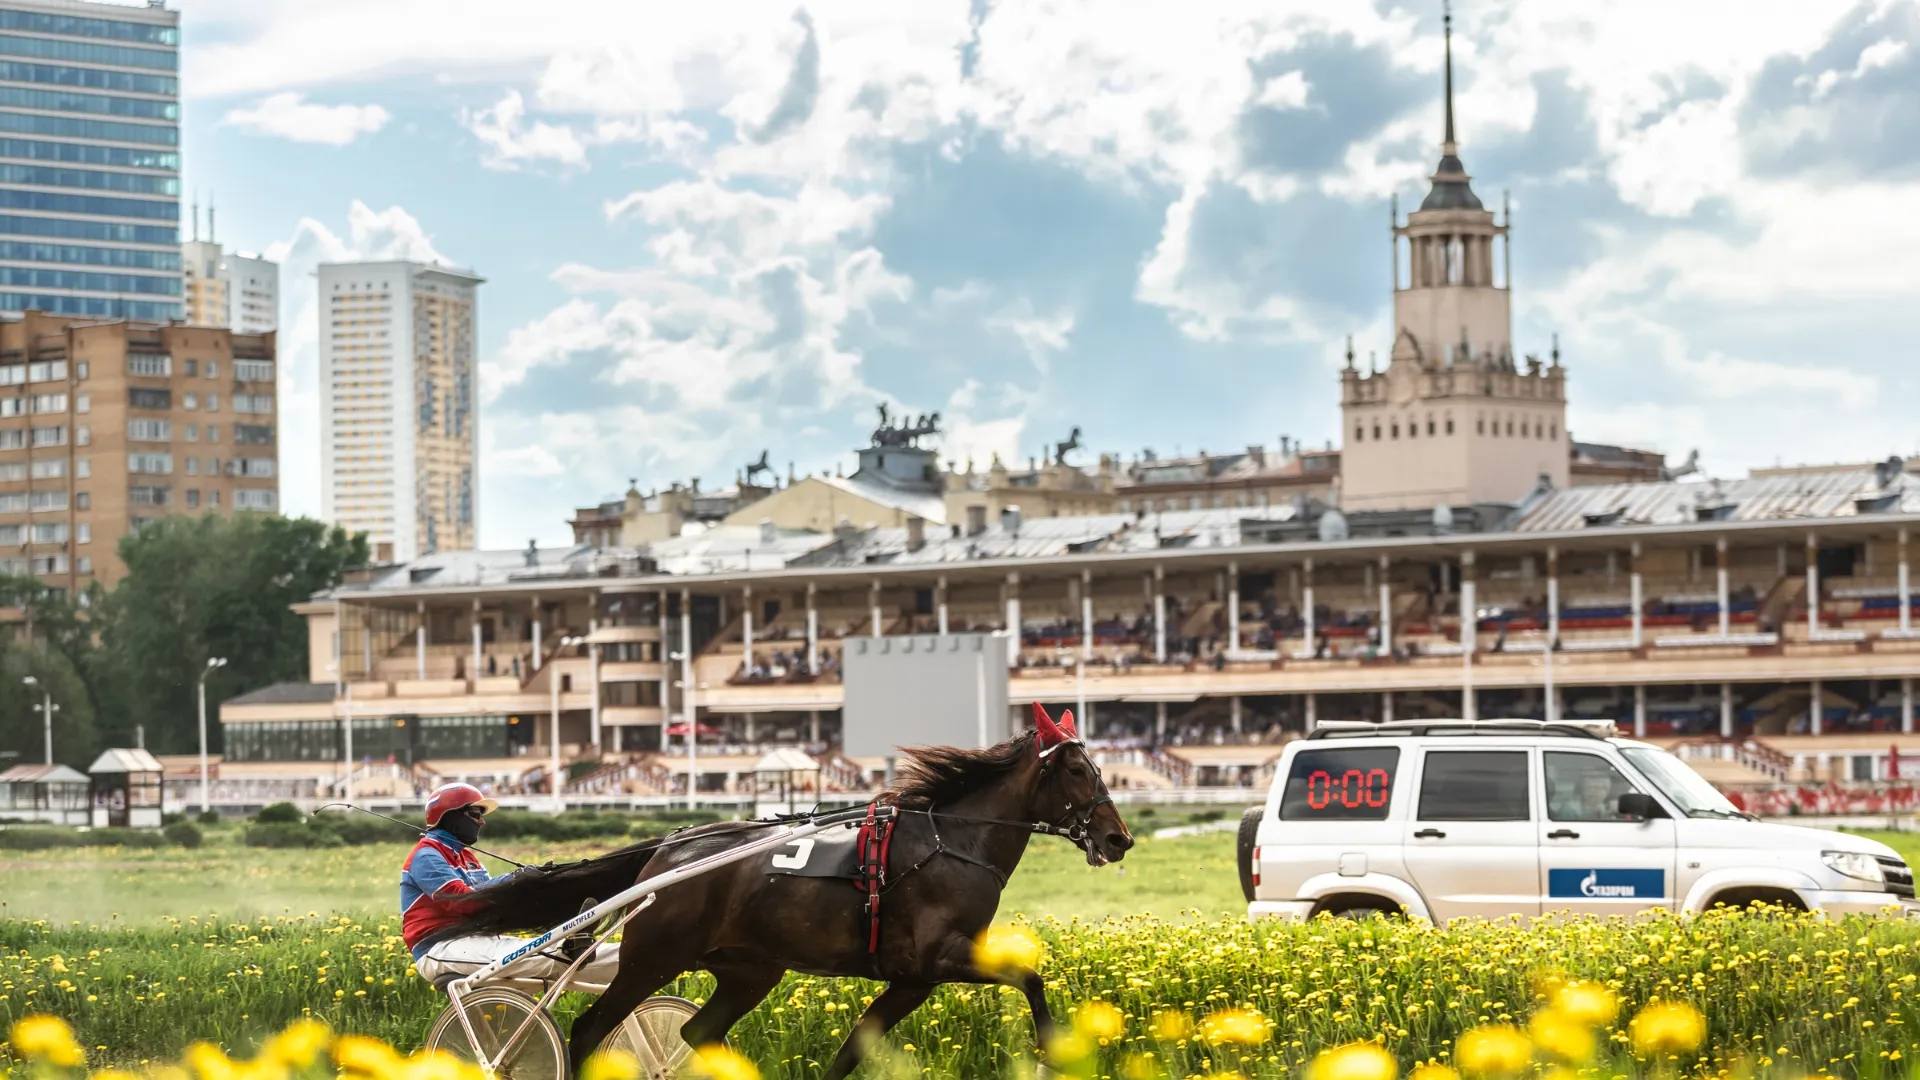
[
  {"left": 752, "top": 747, "right": 822, "bottom": 818},
  {"left": 0, "top": 764, "right": 90, "bottom": 825},
  {"left": 88, "top": 748, "right": 165, "bottom": 829}
]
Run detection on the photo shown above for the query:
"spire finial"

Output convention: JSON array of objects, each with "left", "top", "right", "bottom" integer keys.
[
  {"left": 1442, "top": 0, "right": 1457, "bottom": 152},
  {"left": 1345, "top": 334, "right": 1355, "bottom": 370}
]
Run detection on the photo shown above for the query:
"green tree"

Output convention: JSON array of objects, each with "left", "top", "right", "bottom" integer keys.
[
  {"left": 0, "top": 575, "right": 100, "bottom": 767},
  {"left": 96, "top": 513, "right": 368, "bottom": 755}
]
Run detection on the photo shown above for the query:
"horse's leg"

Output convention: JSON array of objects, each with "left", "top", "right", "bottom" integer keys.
[
  {"left": 819, "top": 981, "right": 934, "bottom": 1080},
  {"left": 565, "top": 941, "right": 699, "bottom": 1075},
  {"left": 920, "top": 937, "right": 1056, "bottom": 1047},
  {"left": 679, "top": 962, "right": 785, "bottom": 1049}
]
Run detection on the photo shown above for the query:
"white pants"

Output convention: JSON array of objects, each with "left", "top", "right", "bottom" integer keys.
[{"left": 415, "top": 934, "right": 623, "bottom": 988}]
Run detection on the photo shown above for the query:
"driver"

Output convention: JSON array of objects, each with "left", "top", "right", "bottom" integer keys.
[
  {"left": 402, "top": 784, "right": 595, "bottom": 987},
  {"left": 1558, "top": 769, "right": 1621, "bottom": 821}
]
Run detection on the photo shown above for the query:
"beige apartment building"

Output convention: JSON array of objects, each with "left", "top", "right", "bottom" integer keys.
[
  {"left": 0, "top": 310, "right": 278, "bottom": 591},
  {"left": 318, "top": 261, "right": 481, "bottom": 564}
]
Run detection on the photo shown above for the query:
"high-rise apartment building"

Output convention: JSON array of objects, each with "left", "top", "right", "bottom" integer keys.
[
  {"left": 318, "top": 260, "right": 480, "bottom": 564},
  {"left": 0, "top": 310, "right": 277, "bottom": 591},
  {"left": 182, "top": 230, "right": 278, "bottom": 333},
  {"left": 0, "top": 0, "right": 181, "bottom": 322}
]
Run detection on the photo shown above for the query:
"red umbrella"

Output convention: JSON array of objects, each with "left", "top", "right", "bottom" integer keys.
[{"left": 666, "top": 722, "right": 724, "bottom": 737}]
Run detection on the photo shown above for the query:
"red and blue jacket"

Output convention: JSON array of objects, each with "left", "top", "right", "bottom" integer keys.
[{"left": 400, "top": 828, "right": 496, "bottom": 959}]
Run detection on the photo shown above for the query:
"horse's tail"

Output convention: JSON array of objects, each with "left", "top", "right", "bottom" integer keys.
[{"left": 430, "top": 838, "right": 666, "bottom": 943}]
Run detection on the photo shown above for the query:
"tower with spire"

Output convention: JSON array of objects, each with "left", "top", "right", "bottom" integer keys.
[{"left": 1338, "top": 1, "right": 1568, "bottom": 512}]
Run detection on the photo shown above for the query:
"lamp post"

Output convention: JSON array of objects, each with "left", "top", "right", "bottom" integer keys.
[
  {"left": 196, "top": 657, "right": 227, "bottom": 813},
  {"left": 550, "top": 635, "right": 585, "bottom": 813},
  {"left": 22, "top": 675, "right": 54, "bottom": 765},
  {"left": 670, "top": 649, "right": 698, "bottom": 811}
]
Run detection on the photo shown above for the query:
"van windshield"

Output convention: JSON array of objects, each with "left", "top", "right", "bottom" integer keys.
[{"left": 1620, "top": 746, "right": 1750, "bottom": 819}]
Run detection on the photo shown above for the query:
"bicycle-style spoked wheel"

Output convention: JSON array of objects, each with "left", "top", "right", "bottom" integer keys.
[
  {"left": 604, "top": 996, "right": 701, "bottom": 1080},
  {"left": 425, "top": 987, "right": 569, "bottom": 1080}
]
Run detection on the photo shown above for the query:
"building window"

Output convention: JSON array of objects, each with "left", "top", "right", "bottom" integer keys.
[
  {"left": 208, "top": 489, "right": 219, "bottom": 507},
  {"left": 76, "top": 426, "right": 88, "bottom": 446},
  {"left": 129, "top": 485, "right": 169, "bottom": 506},
  {"left": 1427, "top": 420, "right": 1435, "bottom": 436},
  {"left": 1476, "top": 418, "right": 1484, "bottom": 435},
  {"left": 1353, "top": 426, "right": 1363, "bottom": 443},
  {"left": 1446, "top": 418, "right": 1455, "bottom": 435},
  {"left": 75, "top": 458, "right": 88, "bottom": 478},
  {"left": 75, "top": 394, "right": 87, "bottom": 414},
  {"left": 206, "top": 392, "right": 219, "bottom": 411},
  {"left": 127, "top": 418, "right": 170, "bottom": 441},
  {"left": 185, "top": 359, "right": 197, "bottom": 377},
  {"left": 75, "top": 361, "right": 87, "bottom": 380},
  {"left": 1550, "top": 422, "right": 1557, "bottom": 439},
  {"left": 1506, "top": 419, "right": 1513, "bottom": 436},
  {"left": 77, "top": 556, "right": 90, "bottom": 575},
  {"left": 127, "top": 354, "right": 169, "bottom": 377},
  {"left": 185, "top": 489, "right": 199, "bottom": 508},
  {"left": 77, "top": 523, "right": 88, "bottom": 544},
  {"left": 206, "top": 360, "right": 218, "bottom": 379},
  {"left": 183, "top": 392, "right": 196, "bottom": 410},
  {"left": 129, "top": 387, "right": 169, "bottom": 409},
  {"left": 185, "top": 457, "right": 197, "bottom": 475},
  {"left": 207, "top": 424, "right": 220, "bottom": 443},
  {"left": 235, "top": 360, "right": 272, "bottom": 382},
  {"left": 128, "top": 452, "right": 171, "bottom": 474},
  {"left": 29, "top": 426, "right": 63, "bottom": 447},
  {"left": 185, "top": 423, "right": 197, "bottom": 442},
  {"left": 75, "top": 492, "right": 88, "bottom": 510},
  {"left": 1372, "top": 425, "right": 1381, "bottom": 440}
]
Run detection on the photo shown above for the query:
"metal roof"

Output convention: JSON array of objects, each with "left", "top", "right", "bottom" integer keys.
[
  {"left": 224, "top": 681, "right": 339, "bottom": 707},
  {"left": 0, "top": 764, "right": 87, "bottom": 784},
  {"left": 88, "top": 748, "right": 163, "bottom": 774},
  {"left": 1513, "top": 468, "right": 1918, "bottom": 533}
]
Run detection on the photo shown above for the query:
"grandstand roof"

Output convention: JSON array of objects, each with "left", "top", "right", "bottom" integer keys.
[{"left": 1512, "top": 467, "right": 1919, "bottom": 532}]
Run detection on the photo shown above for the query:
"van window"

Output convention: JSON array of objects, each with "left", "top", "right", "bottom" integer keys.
[
  {"left": 1544, "top": 752, "right": 1638, "bottom": 821},
  {"left": 1279, "top": 747, "right": 1399, "bottom": 821},
  {"left": 1418, "top": 751, "right": 1530, "bottom": 821}
]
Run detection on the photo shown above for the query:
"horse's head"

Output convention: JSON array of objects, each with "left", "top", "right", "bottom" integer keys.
[{"left": 1033, "top": 703, "right": 1133, "bottom": 867}]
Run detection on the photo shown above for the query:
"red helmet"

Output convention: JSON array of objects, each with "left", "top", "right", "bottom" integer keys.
[{"left": 425, "top": 783, "right": 498, "bottom": 826}]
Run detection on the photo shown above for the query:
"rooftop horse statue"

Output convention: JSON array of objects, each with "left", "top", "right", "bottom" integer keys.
[{"left": 433, "top": 704, "right": 1131, "bottom": 1079}]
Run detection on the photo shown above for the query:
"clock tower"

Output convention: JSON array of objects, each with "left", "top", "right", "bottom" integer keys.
[{"left": 1338, "top": 4, "right": 1568, "bottom": 512}]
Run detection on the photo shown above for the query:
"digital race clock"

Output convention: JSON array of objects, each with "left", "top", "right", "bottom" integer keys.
[{"left": 1279, "top": 747, "right": 1401, "bottom": 821}]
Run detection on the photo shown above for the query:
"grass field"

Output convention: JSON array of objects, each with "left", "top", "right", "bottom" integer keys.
[{"left": 7, "top": 815, "right": 1920, "bottom": 1078}]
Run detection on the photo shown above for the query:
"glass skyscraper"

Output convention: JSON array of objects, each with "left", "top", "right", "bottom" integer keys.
[{"left": 0, "top": 0, "right": 179, "bottom": 322}]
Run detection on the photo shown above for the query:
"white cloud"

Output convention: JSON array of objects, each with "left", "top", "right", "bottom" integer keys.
[
  {"left": 463, "top": 90, "right": 589, "bottom": 171},
  {"left": 220, "top": 92, "right": 389, "bottom": 146},
  {"left": 987, "top": 301, "right": 1075, "bottom": 375},
  {"left": 1254, "top": 70, "right": 1311, "bottom": 110}
]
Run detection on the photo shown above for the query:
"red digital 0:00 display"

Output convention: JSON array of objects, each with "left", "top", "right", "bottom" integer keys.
[{"left": 1304, "top": 768, "right": 1392, "bottom": 811}]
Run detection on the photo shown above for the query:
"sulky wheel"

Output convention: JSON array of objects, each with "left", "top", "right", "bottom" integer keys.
[
  {"left": 604, "top": 996, "right": 702, "bottom": 1080},
  {"left": 425, "top": 986, "right": 569, "bottom": 1080}
]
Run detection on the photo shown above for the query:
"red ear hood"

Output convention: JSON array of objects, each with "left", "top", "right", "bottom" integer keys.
[{"left": 1033, "top": 701, "right": 1079, "bottom": 754}]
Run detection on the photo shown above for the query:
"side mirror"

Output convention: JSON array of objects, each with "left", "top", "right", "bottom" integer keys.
[{"left": 1617, "top": 792, "right": 1664, "bottom": 820}]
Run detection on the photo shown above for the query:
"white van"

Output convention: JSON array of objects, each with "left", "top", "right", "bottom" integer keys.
[{"left": 1238, "top": 719, "right": 1920, "bottom": 923}]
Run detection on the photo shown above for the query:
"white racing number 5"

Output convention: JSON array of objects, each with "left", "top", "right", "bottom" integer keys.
[{"left": 771, "top": 838, "right": 816, "bottom": 869}]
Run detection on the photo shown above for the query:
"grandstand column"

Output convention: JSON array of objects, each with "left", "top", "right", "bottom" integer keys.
[
  {"left": 1302, "top": 559, "right": 1317, "bottom": 658},
  {"left": 532, "top": 595, "right": 544, "bottom": 672},
  {"left": 1379, "top": 554, "right": 1392, "bottom": 653},
  {"left": 1630, "top": 542, "right": 1644, "bottom": 648},
  {"left": 1382, "top": 691, "right": 1394, "bottom": 723},
  {"left": 937, "top": 575, "right": 949, "bottom": 635},
  {"left": 1461, "top": 550, "right": 1477, "bottom": 721},
  {"left": 1231, "top": 695, "right": 1242, "bottom": 734},
  {"left": 1720, "top": 682, "right": 1733, "bottom": 738},
  {"left": 1806, "top": 534, "right": 1821, "bottom": 638},
  {"left": 470, "top": 598, "right": 481, "bottom": 683},
  {"left": 1546, "top": 547, "right": 1559, "bottom": 646},
  {"left": 416, "top": 600, "right": 427, "bottom": 681},
  {"left": 809, "top": 710, "right": 820, "bottom": 743},
  {"left": 1006, "top": 572, "right": 1022, "bottom": 667},
  {"left": 589, "top": 618, "right": 601, "bottom": 750},
  {"left": 661, "top": 589, "right": 673, "bottom": 751},
  {"left": 742, "top": 585, "right": 754, "bottom": 673},
  {"left": 1811, "top": 678, "right": 1823, "bottom": 736},
  {"left": 1152, "top": 565, "right": 1167, "bottom": 662},
  {"left": 1634, "top": 684, "right": 1647, "bottom": 738},
  {"left": 1904, "top": 679, "right": 1914, "bottom": 734},
  {"left": 870, "top": 580, "right": 883, "bottom": 637},
  {"left": 1305, "top": 692, "right": 1318, "bottom": 733},
  {"left": 1716, "top": 537, "right": 1730, "bottom": 637},
  {"left": 1901, "top": 529, "right": 1912, "bottom": 634},
  {"left": 1155, "top": 701, "right": 1167, "bottom": 741},
  {"left": 805, "top": 582, "right": 818, "bottom": 674},
  {"left": 1082, "top": 569, "right": 1094, "bottom": 662},
  {"left": 1228, "top": 561, "right": 1240, "bottom": 653}
]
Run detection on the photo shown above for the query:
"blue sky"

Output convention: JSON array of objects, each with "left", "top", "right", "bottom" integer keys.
[{"left": 171, "top": 0, "right": 1920, "bottom": 548}]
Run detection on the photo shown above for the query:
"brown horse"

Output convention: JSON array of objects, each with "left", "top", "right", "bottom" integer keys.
[{"left": 436, "top": 706, "right": 1131, "bottom": 1079}]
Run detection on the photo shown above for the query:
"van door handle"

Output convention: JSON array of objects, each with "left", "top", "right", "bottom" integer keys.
[
  {"left": 1413, "top": 828, "right": 1446, "bottom": 839},
  {"left": 1546, "top": 829, "right": 1580, "bottom": 839}
]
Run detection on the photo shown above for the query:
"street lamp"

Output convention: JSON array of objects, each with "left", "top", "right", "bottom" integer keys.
[
  {"left": 550, "top": 636, "right": 585, "bottom": 812},
  {"left": 197, "top": 657, "right": 227, "bottom": 813},
  {"left": 22, "top": 675, "right": 54, "bottom": 765}
]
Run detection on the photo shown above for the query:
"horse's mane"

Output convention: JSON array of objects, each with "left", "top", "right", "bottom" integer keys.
[{"left": 885, "top": 731, "right": 1037, "bottom": 808}]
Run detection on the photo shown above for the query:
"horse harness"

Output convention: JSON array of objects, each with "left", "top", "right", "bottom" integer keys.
[{"left": 852, "top": 746, "right": 1113, "bottom": 958}]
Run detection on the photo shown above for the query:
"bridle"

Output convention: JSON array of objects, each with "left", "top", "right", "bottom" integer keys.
[{"left": 1036, "top": 739, "right": 1115, "bottom": 849}]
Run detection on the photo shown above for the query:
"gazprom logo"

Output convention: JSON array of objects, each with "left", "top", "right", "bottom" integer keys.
[{"left": 1549, "top": 868, "right": 1664, "bottom": 899}]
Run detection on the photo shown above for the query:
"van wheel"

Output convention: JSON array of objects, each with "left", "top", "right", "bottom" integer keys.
[
  {"left": 1705, "top": 888, "right": 1806, "bottom": 914},
  {"left": 1235, "top": 807, "right": 1263, "bottom": 903},
  {"left": 1332, "top": 905, "right": 1396, "bottom": 921},
  {"left": 1310, "top": 895, "right": 1403, "bottom": 920}
]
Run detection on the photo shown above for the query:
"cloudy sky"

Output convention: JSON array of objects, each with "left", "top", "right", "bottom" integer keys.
[{"left": 174, "top": 0, "right": 1920, "bottom": 548}]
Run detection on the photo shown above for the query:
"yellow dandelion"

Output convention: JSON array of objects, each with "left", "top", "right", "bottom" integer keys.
[
  {"left": 1149, "top": 1011, "right": 1192, "bottom": 1041},
  {"left": 1199, "top": 1008, "right": 1272, "bottom": 1046},
  {"left": 1629, "top": 1001, "right": 1706, "bottom": 1058},
  {"left": 1551, "top": 981, "right": 1618, "bottom": 1027},
  {"left": 1409, "top": 1064, "right": 1461, "bottom": 1080},
  {"left": 332, "top": 1034, "right": 402, "bottom": 1079},
  {"left": 686, "top": 1045, "right": 759, "bottom": 1080},
  {"left": 1073, "top": 1001, "right": 1126, "bottom": 1041},
  {"left": 973, "top": 924, "right": 1046, "bottom": 976},
  {"left": 394, "top": 1050, "right": 480, "bottom": 1080},
  {"left": 9, "top": 1015, "right": 84, "bottom": 1067},
  {"left": 260, "top": 1019, "right": 331, "bottom": 1067},
  {"left": 182, "top": 1042, "right": 235, "bottom": 1080},
  {"left": 1308, "top": 1041, "right": 1399, "bottom": 1080},
  {"left": 580, "top": 1050, "right": 641, "bottom": 1080},
  {"left": 1528, "top": 1010, "right": 1596, "bottom": 1063},
  {"left": 1454, "top": 1025, "right": 1532, "bottom": 1078}
]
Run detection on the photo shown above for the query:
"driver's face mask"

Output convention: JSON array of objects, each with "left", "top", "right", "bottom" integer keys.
[{"left": 444, "top": 807, "right": 484, "bottom": 845}]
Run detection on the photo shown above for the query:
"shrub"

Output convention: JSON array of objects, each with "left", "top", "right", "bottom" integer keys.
[
  {"left": 254, "top": 802, "right": 305, "bottom": 824},
  {"left": 197, "top": 810, "right": 222, "bottom": 826},
  {"left": 162, "top": 821, "right": 203, "bottom": 848},
  {"left": 243, "top": 822, "right": 343, "bottom": 849},
  {"left": 0, "top": 827, "right": 166, "bottom": 850}
]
